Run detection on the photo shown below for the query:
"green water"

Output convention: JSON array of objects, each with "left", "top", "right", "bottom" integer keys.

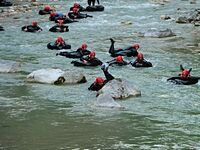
[{"left": 0, "top": 0, "right": 200, "bottom": 149}]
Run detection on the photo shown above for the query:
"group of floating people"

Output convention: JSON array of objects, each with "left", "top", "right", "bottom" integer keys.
[
  {"left": 1, "top": 0, "right": 200, "bottom": 91},
  {"left": 21, "top": 0, "right": 104, "bottom": 33}
]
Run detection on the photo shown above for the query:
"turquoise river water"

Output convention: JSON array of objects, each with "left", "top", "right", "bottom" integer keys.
[{"left": 1, "top": 0, "right": 200, "bottom": 149}]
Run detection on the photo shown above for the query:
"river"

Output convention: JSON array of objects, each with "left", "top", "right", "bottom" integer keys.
[{"left": 0, "top": 0, "right": 200, "bottom": 149}]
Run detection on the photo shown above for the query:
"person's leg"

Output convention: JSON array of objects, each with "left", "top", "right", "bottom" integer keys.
[
  {"left": 88, "top": 0, "right": 91, "bottom": 6},
  {"left": 101, "top": 64, "right": 114, "bottom": 81},
  {"left": 92, "top": 0, "right": 95, "bottom": 6},
  {"left": 109, "top": 38, "right": 115, "bottom": 54}
]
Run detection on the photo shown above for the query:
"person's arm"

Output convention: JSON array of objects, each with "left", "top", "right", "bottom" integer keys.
[
  {"left": 106, "top": 59, "right": 116, "bottom": 66},
  {"left": 180, "top": 64, "right": 184, "bottom": 71},
  {"left": 88, "top": 83, "right": 95, "bottom": 90}
]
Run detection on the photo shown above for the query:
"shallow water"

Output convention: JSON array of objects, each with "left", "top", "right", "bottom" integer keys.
[{"left": 1, "top": 0, "right": 200, "bottom": 149}]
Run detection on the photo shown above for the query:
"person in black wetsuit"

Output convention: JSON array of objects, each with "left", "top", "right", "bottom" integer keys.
[
  {"left": 49, "top": 20, "right": 69, "bottom": 32},
  {"left": 70, "top": 2, "right": 86, "bottom": 11},
  {"left": 21, "top": 21, "right": 42, "bottom": 32},
  {"left": 39, "top": 5, "right": 53, "bottom": 15},
  {"left": 78, "top": 51, "right": 102, "bottom": 66},
  {"left": 167, "top": 65, "right": 200, "bottom": 85},
  {"left": 88, "top": 63, "right": 114, "bottom": 91},
  {"left": 178, "top": 65, "right": 192, "bottom": 80},
  {"left": 47, "top": 36, "right": 71, "bottom": 50},
  {"left": 106, "top": 56, "right": 128, "bottom": 66},
  {"left": 88, "top": 0, "right": 100, "bottom": 6},
  {"left": 68, "top": 7, "right": 92, "bottom": 19},
  {"left": 130, "top": 52, "right": 152, "bottom": 68},
  {"left": 109, "top": 38, "right": 139, "bottom": 57},
  {"left": 56, "top": 43, "right": 91, "bottom": 58}
]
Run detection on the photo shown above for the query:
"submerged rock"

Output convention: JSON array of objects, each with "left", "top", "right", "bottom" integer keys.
[
  {"left": 26, "top": 68, "right": 86, "bottom": 85},
  {"left": 94, "top": 94, "right": 123, "bottom": 108},
  {"left": 0, "top": 60, "right": 21, "bottom": 73},
  {"left": 136, "top": 28, "right": 176, "bottom": 38},
  {"left": 160, "top": 15, "right": 171, "bottom": 20}
]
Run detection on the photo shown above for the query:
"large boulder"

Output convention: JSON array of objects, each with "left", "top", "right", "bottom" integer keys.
[
  {"left": 26, "top": 68, "right": 86, "bottom": 85},
  {"left": 0, "top": 60, "right": 21, "bottom": 73},
  {"left": 97, "top": 78, "right": 141, "bottom": 99},
  {"left": 95, "top": 78, "right": 141, "bottom": 108},
  {"left": 143, "top": 28, "right": 176, "bottom": 38}
]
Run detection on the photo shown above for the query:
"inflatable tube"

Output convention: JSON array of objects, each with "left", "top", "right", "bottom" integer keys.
[
  {"left": 49, "top": 25, "right": 69, "bottom": 32},
  {"left": 110, "top": 49, "right": 138, "bottom": 57},
  {"left": 167, "top": 76, "right": 199, "bottom": 85},
  {"left": 57, "top": 51, "right": 82, "bottom": 58},
  {"left": 0, "top": 1, "right": 12, "bottom": 7},
  {"left": 131, "top": 61, "right": 152, "bottom": 68},
  {"left": 68, "top": 12, "right": 92, "bottom": 19},
  {"left": 47, "top": 42, "right": 71, "bottom": 50},
  {"left": 71, "top": 61, "right": 94, "bottom": 66},
  {"left": 39, "top": 10, "right": 52, "bottom": 15},
  {"left": 71, "top": 59, "right": 102, "bottom": 67},
  {"left": 21, "top": 25, "right": 42, "bottom": 32},
  {"left": 0, "top": 26, "right": 4, "bottom": 31},
  {"left": 55, "top": 18, "right": 78, "bottom": 24},
  {"left": 85, "top": 5, "right": 104, "bottom": 12}
]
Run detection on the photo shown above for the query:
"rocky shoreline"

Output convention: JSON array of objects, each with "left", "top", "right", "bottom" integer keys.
[{"left": 0, "top": 0, "right": 44, "bottom": 19}]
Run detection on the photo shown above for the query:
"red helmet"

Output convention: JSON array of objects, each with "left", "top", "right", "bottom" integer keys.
[
  {"left": 95, "top": 77, "right": 104, "bottom": 84},
  {"left": 137, "top": 52, "right": 144, "bottom": 59},
  {"left": 116, "top": 56, "right": 123, "bottom": 62},
  {"left": 89, "top": 51, "right": 96, "bottom": 58},
  {"left": 181, "top": 70, "right": 190, "bottom": 78},
  {"left": 32, "top": 21, "right": 38, "bottom": 26},
  {"left": 50, "top": 12, "right": 55, "bottom": 17},
  {"left": 56, "top": 36, "right": 64, "bottom": 43},
  {"left": 44, "top": 5, "right": 51, "bottom": 11},
  {"left": 73, "top": 3, "right": 80, "bottom": 8},
  {"left": 72, "top": 7, "right": 78, "bottom": 13},
  {"left": 81, "top": 43, "right": 87, "bottom": 50},
  {"left": 132, "top": 43, "right": 140, "bottom": 50}
]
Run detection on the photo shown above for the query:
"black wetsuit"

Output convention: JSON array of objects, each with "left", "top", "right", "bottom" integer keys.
[
  {"left": 109, "top": 39, "right": 138, "bottom": 57},
  {"left": 70, "top": 5, "right": 86, "bottom": 11},
  {"left": 107, "top": 59, "right": 128, "bottom": 66},
  {"left": 39, "top": 9, "right": 53, "bottom": 15},
  {"left": 21, "top": 25, "right": 42, "bottom": 32},
  {"left": 88, "top": 0, "right": 100, "bottom": 6},
  {"left": 131, "top": 59, "right": 152, "bottom": 68},
  {"left": 49, "top": 25, "right": 69, "bottom": 32},
  {"left": 47, "top": 42, "right": 71, "bottom": 50},
  {"left": 81, "top": 56, "right": 102, "bottom": 66},
  {"left": 88, "top": 69, "right": 114, "bottom": 91},
  {"left": 68, "top": 11, "right": 92, "bottom": 19},
  {"left": 56, "top": 48, "right": 91, "bottom": 59},
  {"left": 55, "top": 17, "right": 78, "bottom": 24}
]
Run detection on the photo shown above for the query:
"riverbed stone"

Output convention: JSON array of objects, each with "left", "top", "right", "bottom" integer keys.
[
  {"left": 94, "top": 93, "right": 123, "bottom": 108},
  {"left": 26, "top": 68, "right": 87, "bottom": 85},
  {"left": 0, "top": 60, "right": 21, "bottom": 73},
  {"left": 138, "top": 28, "right": 176, "bottom": 38}
]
